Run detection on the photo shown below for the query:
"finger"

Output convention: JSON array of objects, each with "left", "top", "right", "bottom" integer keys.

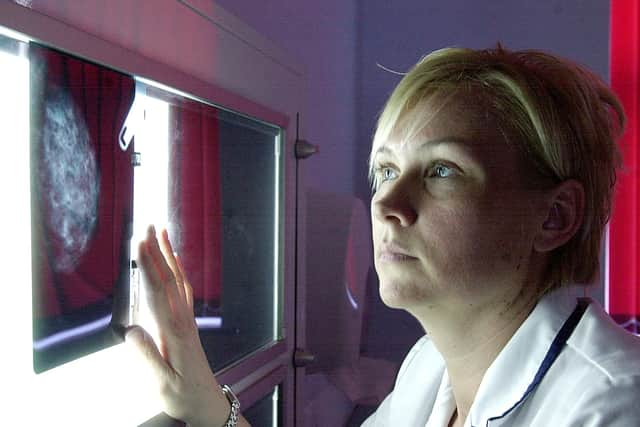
[
  {"left": 137, "top": 239, "right": 174, "bottom": 333},
  {"left": 185, "top": 281, "right": 194, "bottom": 311},
  {"left": 158, "top": 229, "right": 180, "bottom": 279},
  {"left": 145, "top": 226, "right": 182, "bottom": 314},
  {"left": 175, "top": 254, "right": 193, "bottom": 309},
  {"left": 146, "top": 226, "right": 177, "bottom": 284},
  {"left": 159, "top": 229, "right": 185, "bottom": 301},
  {"left": 125, "top": 325, "right": 175, "bottom": 383}
]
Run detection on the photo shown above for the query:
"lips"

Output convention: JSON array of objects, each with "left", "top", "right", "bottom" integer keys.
[{"left": 378, "top": 241, "right": 417, "bottom": 262}]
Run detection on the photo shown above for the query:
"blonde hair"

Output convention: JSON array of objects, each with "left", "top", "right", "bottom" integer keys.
[{"left": 370, "top": 45, "right": 625, "bottom": 291}]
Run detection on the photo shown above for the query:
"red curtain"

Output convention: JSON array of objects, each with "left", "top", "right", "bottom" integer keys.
[
  {"left": 168, "top": 98, "right": 222, "bottom": 313},
  {"left": 31, "top": 46, "right": 135, "bottom": 324},
  {"left": 609, "top": 0, "right": 640, "bottom": 332}
]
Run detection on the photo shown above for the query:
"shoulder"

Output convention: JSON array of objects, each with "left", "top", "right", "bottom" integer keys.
[
  {"left": 490, "top": 299, "right": 640, "bottom": 426},
  {"left": 562, "top": 371, "right": 640, "bottom": 426},
  {"left": 546, "top": 302, "right": 640, "bottom": 425},
  {"left": 566, "top": 302, "right": 640, "bottom": 383}
]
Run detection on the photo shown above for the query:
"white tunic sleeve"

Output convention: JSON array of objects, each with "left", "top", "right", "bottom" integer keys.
[{"left": 561, "top": 374, "right": 640, "bottom": 426}]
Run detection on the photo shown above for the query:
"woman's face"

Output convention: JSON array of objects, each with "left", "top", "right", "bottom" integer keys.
[{"left": 371, "top": 92, "right": 547, "bottom": 315}]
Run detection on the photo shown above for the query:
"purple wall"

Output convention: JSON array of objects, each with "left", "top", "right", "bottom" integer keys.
[{"left": 215, "top": 0, "right": 358, "bottom": 196}]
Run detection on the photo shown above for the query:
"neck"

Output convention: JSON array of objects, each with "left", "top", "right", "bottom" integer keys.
[{"left": 411, "top": 285, "right": 538, "bottom": 422}]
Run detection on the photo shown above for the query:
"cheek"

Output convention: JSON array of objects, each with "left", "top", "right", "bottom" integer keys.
[
  {"left": 421, "top": 205, "right": 484, "bottom": 256},
  {"left": 458, "top": 203, "right": 532, "bottom": 273},
  {"left": 419, "top": 204, "right": 514, "bottom": 280},
  {"left": 370, "top": 211, "right": 381, "bottom": 247},
  {"left": 370, "top": 203, "right": 394, "bottom": 252}
]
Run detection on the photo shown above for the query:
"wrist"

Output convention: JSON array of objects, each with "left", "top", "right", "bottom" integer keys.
[{"left": 185, "top": 386, "right": 234, "bottom": 427}]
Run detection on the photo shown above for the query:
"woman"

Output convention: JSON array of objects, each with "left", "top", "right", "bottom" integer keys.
[{"left": 126, "top": 46, "right": 640, "bottom": 426}]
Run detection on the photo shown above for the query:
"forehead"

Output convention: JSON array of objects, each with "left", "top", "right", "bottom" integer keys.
[{"left": 373, "top": 90, "right": 513, "bottom": 161}]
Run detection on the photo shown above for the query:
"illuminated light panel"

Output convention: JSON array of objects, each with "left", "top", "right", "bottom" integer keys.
[
  {"left": 130, "top": 89, "right": 170, "bottom": 243},
  {"left": 29, "top": 343, "right": 161, "bottom": 426},
  {"left": 136, "top": 75, "right": 201, "bottom": 108},
  {"left": 1, "top": 39, "right": 32, "bottom": 426},
  {"left": 272, "top": 386, "right": 280, "bottom": 427},
  {"left": 0, "top": 24, "right": 30, "bottom": 43},
  {"left": 130, "top": 88, "right": 170, "bottom": 347},
  {"left": 33, "top": 314, "right": 113, "bottom": 351},
  {"left": 0, "top": 42, "right": 165, "bottom": 425},
  {"left": 25, "top": 88, "right": 170, "bottom": 426},
  {"left": 195, "top": 316, "right": 223, "bottom": 329},
  {"left": 273, "top": 132, "right": 281, "bottom": 341}
]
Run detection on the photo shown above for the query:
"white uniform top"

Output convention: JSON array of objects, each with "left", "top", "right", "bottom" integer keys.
[{"left": 362, "top": 289, "right": 640, "bottom": 426}]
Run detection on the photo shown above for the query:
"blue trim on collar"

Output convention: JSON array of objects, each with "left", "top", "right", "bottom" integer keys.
[{"left": 476, "top": 299, "right": 590, "bottom": 427}]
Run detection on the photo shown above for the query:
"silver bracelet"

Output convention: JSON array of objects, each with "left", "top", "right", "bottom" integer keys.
[{"left": 221, "top": 385, "right": 240, "bottom": 427}]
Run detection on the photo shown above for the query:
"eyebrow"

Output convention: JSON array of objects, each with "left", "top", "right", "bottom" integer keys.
[{"left": 373, "top": 137, "right": 473, "bottom": 157}]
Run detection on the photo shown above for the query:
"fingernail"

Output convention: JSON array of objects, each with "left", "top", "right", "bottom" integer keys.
[{"left": 149, "top": 225, "right": 156, "bottom": 236}]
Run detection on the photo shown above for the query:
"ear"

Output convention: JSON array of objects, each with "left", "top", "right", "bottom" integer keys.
[{"left": 533, "top": 179, "right": 585, "bottom": 253}]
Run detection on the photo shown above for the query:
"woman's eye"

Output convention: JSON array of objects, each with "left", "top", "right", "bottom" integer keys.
[
  {"left": 382, "top": 167, "right": 397, "bottom": 181},
  {"left": 430, "top": 164, "right": 456, "bottom": 179},
  {"left": 373, "top": 166, "right": 398, "bottom": 190}
]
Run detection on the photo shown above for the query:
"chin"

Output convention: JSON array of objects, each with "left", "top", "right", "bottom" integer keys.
[
  {"left": 379, "top": 291, "right": 404, "bottom": 309},
  {"left": 378, "top": 278, "right": 428, "bottom": 309}
]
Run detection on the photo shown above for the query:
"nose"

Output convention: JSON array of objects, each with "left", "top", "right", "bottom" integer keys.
[{"left": 372, "top": 181, "right": 418, "bottom": 227}]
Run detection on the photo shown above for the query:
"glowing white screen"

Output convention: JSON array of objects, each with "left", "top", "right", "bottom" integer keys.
[
  {"left": 130, "top": 90, "right": 169, "bottom": 345},
  {"left": 1, "top": 43, "right": 33, "bottom": 420},
  {"left": 0, "top": 37, "right": 165, "bottom": 426}
]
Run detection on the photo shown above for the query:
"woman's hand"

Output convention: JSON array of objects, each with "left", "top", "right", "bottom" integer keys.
[{"left": 125, "top": 225, "right": 231, "bottom": 427}]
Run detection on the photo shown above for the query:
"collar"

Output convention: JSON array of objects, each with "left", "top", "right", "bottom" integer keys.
[
  {"left": 467, "top": 287, "right": 582, "bottom": 426},
  {"left": 425, "top": 370, "right": 456, "bottom": 426}
]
